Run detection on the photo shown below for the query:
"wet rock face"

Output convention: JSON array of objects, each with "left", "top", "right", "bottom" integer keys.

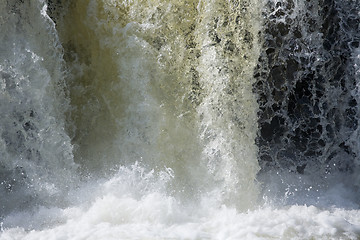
[{"left": 254, "top": 0, "right": 360, "bottom": 175}]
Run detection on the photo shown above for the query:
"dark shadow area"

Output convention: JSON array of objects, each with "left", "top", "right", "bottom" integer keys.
[{"left": 253, "top": 0, "right": 360, "bottom": 177}]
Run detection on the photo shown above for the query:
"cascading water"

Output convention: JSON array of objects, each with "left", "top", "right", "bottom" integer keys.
[
  {"left": 0, "top": 0, "right": 78, "bottom": 218},
  {"left": 255, "top": 0, "right": 360, "bottom": 208},
  {"left": 0, "top": 0, "right": 360, "bottom": 239}
]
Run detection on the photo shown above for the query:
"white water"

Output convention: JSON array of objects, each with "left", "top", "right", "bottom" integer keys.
[
  {"left": 1, "top": 166, "right": 360, "bottom": 239},
  {"left": 0, "top": 0, "right": 360, "bottom": 239}
]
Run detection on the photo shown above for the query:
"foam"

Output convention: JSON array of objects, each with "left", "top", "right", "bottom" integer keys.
[
  {"left": 1, "top": 1, "right": 360, "bottom": 239},
  {"left": 1, "top": 166, "right": 360, "bottom": 239}
]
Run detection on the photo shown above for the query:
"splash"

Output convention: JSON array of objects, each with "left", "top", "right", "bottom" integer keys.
[
  {"left": 0, "top": 0, "right": 77, "bottom": 217},
  {"left": 1, "top": 0, "right": 360, "bottom": 239},
  {"left": 56, "top": 0, "right": 262, "bottom": 207}
]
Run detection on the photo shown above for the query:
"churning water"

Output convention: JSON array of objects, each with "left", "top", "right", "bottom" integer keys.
[{"left": 0, "top": 0, "right": 360, "bottom": 239}]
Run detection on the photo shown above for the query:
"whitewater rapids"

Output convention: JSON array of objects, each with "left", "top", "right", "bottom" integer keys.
[{"left": 0, "top": 0, "right": 360, "bottom": 239}]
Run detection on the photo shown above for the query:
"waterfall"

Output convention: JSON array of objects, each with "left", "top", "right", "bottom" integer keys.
[
  {"left": 0, "top": 0, "right": 77, "bottom": 217},
  {"left": 1, "top": 0, "right": 360, "bottom": 239},
  {"left": 53, "top": 0, "right": 262, "bottom": 207}
]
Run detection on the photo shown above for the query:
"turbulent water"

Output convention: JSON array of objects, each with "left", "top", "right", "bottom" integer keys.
[{"left": 0, "top": 0, "right": 360, "bottom": 239}]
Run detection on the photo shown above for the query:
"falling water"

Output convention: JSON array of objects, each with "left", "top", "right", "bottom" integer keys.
[{"left": 0, "top": 0, "right": 359, "bottom": 239}]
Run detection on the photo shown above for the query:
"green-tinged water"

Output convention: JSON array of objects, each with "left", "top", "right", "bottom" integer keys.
[
  {"left": 57, "top": 0, "right": 261, "bottom": 207},
  {"left": 0, "top": 0, "right": 360, "bottom": 239}
]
